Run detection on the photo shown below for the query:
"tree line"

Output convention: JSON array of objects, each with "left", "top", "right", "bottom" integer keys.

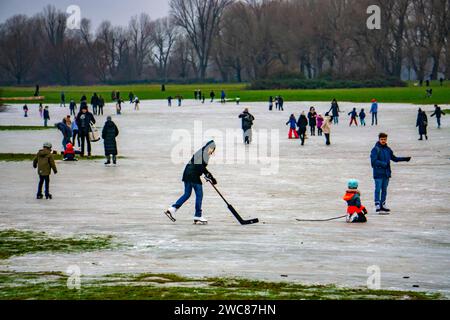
[{"left": 0, "top": 0, "right": 448, "bottom": 85}]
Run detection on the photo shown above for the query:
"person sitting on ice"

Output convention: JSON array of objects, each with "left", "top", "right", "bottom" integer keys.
[
  {"left": 63, "top": 142, "right": 77, "bottom": 161},
  {"left": 343, "top": 179, "right": 368, "bottom": 223}
]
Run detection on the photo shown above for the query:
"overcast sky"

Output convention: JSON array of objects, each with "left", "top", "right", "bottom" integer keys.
[{"left": 0, "top": 0, "right": 171, "bottom": 31}]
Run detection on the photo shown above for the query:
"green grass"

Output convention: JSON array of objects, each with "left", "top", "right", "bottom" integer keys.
[
  {"left": 0, "top": 153, "right": 108, "bottom": 162},
  {"left": 0, "top": 229, "right": 114, "bottom": 260},
  {"left": 1, "top": 81, "right": 449, "bottom": 105},
  {"left": 0, "top": 125, "right": 54, "bottom": 131},
  {"left": 0, "top": 271, "right": 442, "bottom": 300}
]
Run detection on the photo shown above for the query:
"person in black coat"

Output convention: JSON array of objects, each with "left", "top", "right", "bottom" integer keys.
[
  {"left": 165, "top": 141, "right": 217, "bottom": 224},
  {"left": 239, "top": 108, "right": 255, "bottom": 144},
  {"left": 431, "top": 104, "right": 445, "bottom": 128},
  {"left": 416, "top": 109, "right": 428, "bottom": 140},
  {"left": 102, "top": 116, "right": 119, "bottom": 165},
  {"left": 307, "top": 107, "right": 317, "bottom": 136},
  {"left": 76, "top": 106, "right": 96, "bottom": 156},
  {"left": 91, "top": 93, "right": 99, "bottom": 115},
  {"left": 297, "top": 112, "right": 308, "bottom": 146}
]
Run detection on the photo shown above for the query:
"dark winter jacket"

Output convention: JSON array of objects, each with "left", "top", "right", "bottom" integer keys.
[
  {"left": 76, "top": 111, "right": 96, "bottom": 133},
  {"left": 33, "top": 148, "right": 57, "bottom": 176},
  {"left": 431, "top": 107, "right": 445, "bottom": 119},
  {"left": 308, "top": 112, "right": 317, "bottom": 127},
  {"left": 56, "top": 122, "right": 72, "bottom": 139},
  {"left": 43, "top": 109, "right": 50, "bottom": 120},
  {"left": 348, "top": 110, "right": 358, "bottom": 118},
  {"left": 370, "top": 142, "right": 409, "bottom": 179},
  {"left": 182, "top": 140, "right": 216, "bottom": 185},
  {"left": 359, "top": 111, "right": 366, "bottom": 120},
  {"left": 239, "top": 112, "right": 255, "bottom": 131},
  {"left": 297, "top": 115, "right": 308, "bottom": 131},
  {"left": 329, "top": 101, "right": 340, "bottom": 117},
  {"left": 416, "top": 111, "right": 428, "bottom": 135},
  {"left": 69, "top": 101, "right": 76, "bottom": 110},
  {"left": 91, "top": 95, "right": 99, "bottom": 107},
  {"left": 102, "top": 120, "right": 119, "bottom": 156}
]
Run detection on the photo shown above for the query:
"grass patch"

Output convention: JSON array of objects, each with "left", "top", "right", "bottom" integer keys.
[
  {"left": 1, "top": 82, "right": 449, "bottom": 105},
  {"left": 0, "top": 271, "right": 442, "bottom": 300},
  {"left": 0, "top": 126, "right": 54, "bottom": 131},
  {"left": 0, "top": 153, "right": 110, "bottom": 162},
  {"left": 0, "top": 229, "right": 114, "bottom": 260}
]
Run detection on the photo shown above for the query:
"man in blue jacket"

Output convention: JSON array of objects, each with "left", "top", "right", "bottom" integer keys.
[{"left": 370, "top": 133, "right": 411, "bottom": 214}]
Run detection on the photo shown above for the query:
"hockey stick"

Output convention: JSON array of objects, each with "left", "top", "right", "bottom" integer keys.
[
  {"left": 207, "top": 180, "right": 259, "bottom": 225},
  {"left": 296, "top": 215, "right": 347, "bottom": 222}
]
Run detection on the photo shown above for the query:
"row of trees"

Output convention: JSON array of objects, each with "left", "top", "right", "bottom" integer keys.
[{"left": 0, "top": 0, "right": 448, "bottom": 85}]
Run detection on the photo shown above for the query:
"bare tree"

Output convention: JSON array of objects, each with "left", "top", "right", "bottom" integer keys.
[
  {"left": 128, "top": 13, "right": 153, "bottom": 79},
  {"left": 150, "top": 17, "right": 178, "bottom": 81},
  {"left": 170, "top": 0, "right": 234, "bottom": 80}
]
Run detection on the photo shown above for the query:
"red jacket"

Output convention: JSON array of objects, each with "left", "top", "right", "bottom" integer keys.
[{"left": 64, "top": 143, "right": 75, "bottom": 155}]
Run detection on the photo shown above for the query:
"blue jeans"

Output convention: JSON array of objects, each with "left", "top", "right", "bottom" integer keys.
[
  {"left": 333, "top": 116, "right": 339, "bottom": 124},
  {"left": 374, "top": 178, "right": 390, "bottom": 205},
  {"left": 173, "top": 182, "right": 203, "bottom": 217}
]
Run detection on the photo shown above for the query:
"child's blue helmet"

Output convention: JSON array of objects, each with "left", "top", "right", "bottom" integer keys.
[{"left": 348, "top": 179, "right": 359, "bottom": 189}]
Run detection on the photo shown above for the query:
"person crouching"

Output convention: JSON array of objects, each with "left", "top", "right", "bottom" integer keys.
[{"left": 343, "top": 179, "right": 368, "bottom": 223}]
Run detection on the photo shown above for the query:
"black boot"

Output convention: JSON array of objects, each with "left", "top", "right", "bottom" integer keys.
[
  {"left": 36, "top": 194, "right": 43, "bottom": 199},
  {"left": 45, "top": 194, "right": 52, "bottom": 200}
]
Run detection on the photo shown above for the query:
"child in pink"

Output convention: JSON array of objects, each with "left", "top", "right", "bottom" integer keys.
[{"left": 316, "top": 114, "right": 324, "bottom": 136}]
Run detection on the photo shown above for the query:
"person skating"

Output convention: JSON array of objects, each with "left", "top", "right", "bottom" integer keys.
[
  {"left": 321, "top": 112, "right": 333, "bottom": 145},
  {"left": 307, "top": 107, "right": 317, "bottom": 136},
  {"left": 76, "top": 105, "right": 96, "bottom": 157},
  {"left": 39, "top": 103, "right": 43, "bottom": 118},
  {"left": 286, "top": 114, "right": 299, "bottom": 139},
  {"left": 69, "top": 99, "right": 77, "bottom": 116},
  {"left": 33, "top": 142, "right": 57, "bottom": 199},
  {"left": 316, "top": 114, "right": 324, "bottom": 136},
  {"left": 329, "top": 99, "right": 340, "bottom": 124},
  {"left": 60, "top": 92, "right": 66, "bottom": 107},
  {"left": 98, "top": 95, "right": 105, "bottom": 115},
  {"left": 297, "top": 112, "right": 308, "bottom": 146},
  {"left": 102, "top": 116, "right": 119, "bottom": 165},
  {"left": 370, "top": 133, "right": 411, "bottom": 214},
  {"left": 359, "top": 108, "right": 366, "bottom": 126},
  {"left": 239, "top": 108, "right": 255, "bottom": 144},
  {"left": 370, "top": 99, "right": 378, "bottom": 126},
  {"left": 23, "top": 104, "right": 29, "bottom": 117},
  {"left": 134, "top": 96, "right": 140, "bottom": 111},
  {"left": 43, "top": 106, "right": 50, "bottom": 127},
  {"left": 129, "top": 92, "right": 134, "bottom": 104},
  {"left": 268, "top": 96, "right": 273, "bottom": 111},
  {"left": 343, "top": 180, "right": 368, "bottom": 223},
  {"left": 165, "top": 141, "right": 217, "bottom": 224},
  {"left": 91, "top": 93, "right": 99, "bottom": 115},
  {"left": 221, "top": 90, "right": 226, "bottom": 103},
  {"left": 430, "top": 105, "right": 445, "bottom": 128},
  {"left": 210, "top": 91, "right": 215, "bottom": 102},
  {"left": 168, "top": 96, "right": 173, "bottom": 107},
  {"left": 348, "top": 108, "right": 358, "bottom": 127},
  {"left": 278, "top": 96, "right": 284, "bottom": 111},
  {"left": 416, "top": 108, "right": 428, "bottom": 140}
]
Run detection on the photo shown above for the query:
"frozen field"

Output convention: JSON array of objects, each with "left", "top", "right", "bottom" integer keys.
[{"left": 0, "top": 100, "right": 449, "bottom": 296}]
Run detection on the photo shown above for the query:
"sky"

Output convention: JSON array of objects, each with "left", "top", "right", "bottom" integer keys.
[{"left": 0, "top": 0, "right": 171, "bottom": 31}]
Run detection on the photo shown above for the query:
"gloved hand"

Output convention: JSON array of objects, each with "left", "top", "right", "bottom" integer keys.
[{"left": 205, "top": 173, "right": 217, "bottom": 185}]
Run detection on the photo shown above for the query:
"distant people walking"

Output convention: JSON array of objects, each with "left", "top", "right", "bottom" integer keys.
[
  {"left": 102, "top": 116, "right": 119, "bottom": 165},
  {"left": 316, "top": 114, "right": 324, "bottom": 136},
  {"left": 39, "top": 103, "right": 43, "bottom": 118},
  {"left": 210, "top": 91, "right": 215, "bottom": 102},
  {"left": 91, "top": 93, "right": 99, "bottom": 115},
  {"left": 221, "top": 90, "right": 226, "bottom": 103},
  {"left": 43, "top": 106, "right": 50, "bottom": 127},
  {"left": 76, "top": 105, "right": 96, "bottom": 157},
  {"left": 348, "top": 108, "right": 358, "bottom": 127},
  {"left": 239, "top": 108, "right": 255, "bottom": 145},
  {"left": 370, "top": 99, "right": 378, "bottom": 126},
  {"left": 278, "top": 96, "right": 284, "bottom": 111},
  {"left": 321, "top": 113, "right": 333, "bottom": 145},
  {"left": 370, "top": 133, "right": 411, "bottom": 213},
  {"left": 329, "top": 99, "right": 340, "bottom": 124},
  {"left": 416, "top": 109, "right": 428, "bottom": 141},
  {"left": 359, "top": 109, "right": 366, "bottom": 126},
  {"left": 430, "top": 104, "right": 445, "bottom": 128},
  {"left": 69, "top": 99, "right": 77, "bottom": 116},
  {"left": 307, "top": 107, "right": 317, "bottom": 136},
  {"left": 33, "top": 142, "right": 57, "bottom": 200},
  {"left": 286, "top": 114, "right": 299, "bottom": 139},
  {"left": 129, "top": 92, "right": 134, "bottom": 104},
  {"left": 23, "top": 104, "right": 29, "bottom": 117},
  {"left": 168, "top": 96, "right": 173, "bottom": 107},
  {"left": 177, "top": 95, "right": 183, "bottom": 107},
  {"left": 34, "top": 84, "right": 40, "bottom": 97},
  {"left": 297, "top": 112, "right": 308, "bottom": 146}
]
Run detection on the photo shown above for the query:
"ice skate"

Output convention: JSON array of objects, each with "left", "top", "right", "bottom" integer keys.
[
  {"left": 36, "top": 194, "right": 43, "bottom": 200},
  {"left": 193, "top": 217, "right": 208, "bottom": 225},
  {"left": 164, "top": 207, "right": 177, "bottom": 222},
  {"left": 380, "top": 203, "right": 391, "bottom": 213},
  {"left": 45, "top": 194, "right": 52, "bottom": 200}
]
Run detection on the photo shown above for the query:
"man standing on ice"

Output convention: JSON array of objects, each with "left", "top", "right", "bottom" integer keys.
[
  {"left": 370, "top": 133, "right": 411, "bottom": 214},
  {"left": 165, "top": 141, "right": 217, "bottom": 224}
]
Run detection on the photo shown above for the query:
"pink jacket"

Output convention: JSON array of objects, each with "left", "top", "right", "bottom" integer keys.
[{"left": 316, "top": 116, "right": 324, "bottom": 128}]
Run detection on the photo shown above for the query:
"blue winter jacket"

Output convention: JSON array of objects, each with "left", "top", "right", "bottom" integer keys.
[
  {"left": 370, "top": 103, "right": 378, "bottom": 113},
  {"left": 370, "top": 142, "right": 409, "bottom": 179},
  {"left": 286, "top": 117, "right": 297, "bottom": 129}
]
